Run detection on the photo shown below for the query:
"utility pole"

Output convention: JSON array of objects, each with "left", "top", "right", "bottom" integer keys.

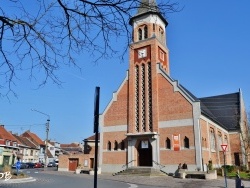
[{"left": 31, "top": 109, "right": 50, "bottom": 167}]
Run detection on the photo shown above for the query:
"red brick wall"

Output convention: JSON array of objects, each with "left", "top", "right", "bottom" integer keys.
[{"left": 104, "top": 81, "right": 129, "bottom": 126}]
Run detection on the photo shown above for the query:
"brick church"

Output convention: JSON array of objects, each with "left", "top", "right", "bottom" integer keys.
[{"left": 99, "top": 0, "right": 249, "bottom": 173}]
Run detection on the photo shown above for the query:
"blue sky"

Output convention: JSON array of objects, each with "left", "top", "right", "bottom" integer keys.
[{"left": 1, "top": 0, "right": 249, "bottom": 144}]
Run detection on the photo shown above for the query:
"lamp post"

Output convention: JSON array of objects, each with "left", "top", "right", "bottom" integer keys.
[{"left": 31, "top": 109, "right": 50, "bottom": 167}]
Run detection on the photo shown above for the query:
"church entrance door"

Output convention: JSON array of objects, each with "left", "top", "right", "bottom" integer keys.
[{"left": 137, "top": 140, "right": 152, "bottom": 166}]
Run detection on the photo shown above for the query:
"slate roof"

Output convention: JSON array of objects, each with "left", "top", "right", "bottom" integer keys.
[
  {"left": 199, "top": 92, "right": 240, "bottom": 131},
  {"left": 137, "top": 0, "right": 159, "bottom": 15}
]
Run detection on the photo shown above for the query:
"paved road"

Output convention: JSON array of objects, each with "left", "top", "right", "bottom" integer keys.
[{"left": 1, "top": 168, "right": 250, "bottom": 188}]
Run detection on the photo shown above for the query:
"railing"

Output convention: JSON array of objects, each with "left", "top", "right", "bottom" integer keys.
[
  {"left": 152, "top": 160, "right": 165, "bottom": 170},
  {"left": 122, "top": 160, "right": 136, "bottom": 169}
]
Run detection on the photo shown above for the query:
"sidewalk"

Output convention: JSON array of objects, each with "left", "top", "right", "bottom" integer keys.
[
  {"left": 43, "top": 171, "right": 250, "bottom": 188},
  {"left": 0, "top": 177, "right": 36, "bottom": 184}
]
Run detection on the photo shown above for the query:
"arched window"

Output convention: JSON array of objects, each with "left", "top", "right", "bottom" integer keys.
[
  {"left": 138, "top": 28, "right": 142, "bottom": 40},
  {"left": 210, "top": 128, "right": 216, "bottom": 151},
  {"left": 107, "top": 141, "right": 111, "bottom": 151},
  {"left": 218, "top": 132, "right": 223, "bottom": 151},
  {"left": 184, "top": 136, "right": 189, "bottom": 149},
  {"left": 114, "top": 141, "right": 118, "bottom": 150},
  {"left": 120, "top": 140, "right": 125, "bottom": 150},
  {"left": 166, "top": 137, "right": 171, "bottom": 149},
  {"left": 144, "top": 26, "right": 148, "bottom": 39}
]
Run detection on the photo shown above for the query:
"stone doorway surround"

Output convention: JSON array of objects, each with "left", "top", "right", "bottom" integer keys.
[{"left": 126, "top": 132, "right": 159, "bottom": 168}]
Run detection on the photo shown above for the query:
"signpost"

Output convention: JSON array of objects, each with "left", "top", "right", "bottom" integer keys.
[
  {"left": 16, "top": 160, "right": 21, "bottom": 175},
  {"left": 221, "top": 144, "right": 228, "bottom": 188},
  {"left": 93, "top": 87, "right": 100, "bottom": 188}
]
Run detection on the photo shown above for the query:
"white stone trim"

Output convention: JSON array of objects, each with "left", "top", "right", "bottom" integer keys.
[
  {"left": 159, "top": 119, "right": 193, "bottom": 128},
  {"left": 200, "top": 115, "right": 228, "bottom": 133},
  {"left": 102, "top": 125, "right": 127, "bottom": 133}
]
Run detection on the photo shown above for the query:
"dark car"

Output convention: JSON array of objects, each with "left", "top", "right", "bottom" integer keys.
[
  {"left": 34, "top": 162, "right": 43, "bottom": 168},
  {"left": 47, "top": 162, "right": 56, "bottom": 167},
  {"left": 12, "top": 162, "right": 28, "bottom": 169},
  {"left": 26, "top": 162, "right": 35, "bottom": 168}
]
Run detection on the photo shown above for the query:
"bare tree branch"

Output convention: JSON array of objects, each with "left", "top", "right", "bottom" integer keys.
[{"left": 0, "top": 0, "right": 181, "bottom": 96}]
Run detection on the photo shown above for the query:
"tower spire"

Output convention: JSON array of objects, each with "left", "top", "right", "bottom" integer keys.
[{"left": 137, "top": 0, "right": 159, "bottom": 15}]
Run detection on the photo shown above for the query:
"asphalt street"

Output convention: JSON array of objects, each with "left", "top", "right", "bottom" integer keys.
[{"left": 1, "top": 168, "right": 250, "bottom": 188}]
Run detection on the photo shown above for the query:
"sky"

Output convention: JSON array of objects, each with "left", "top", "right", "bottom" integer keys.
[{"left": 1, "top": 0, "right": 249, "bottom": 144}]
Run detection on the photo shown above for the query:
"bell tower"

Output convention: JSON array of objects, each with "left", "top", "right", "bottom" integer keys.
[{"left": 128, "top": 0, "right": 169, "bottom": 134}]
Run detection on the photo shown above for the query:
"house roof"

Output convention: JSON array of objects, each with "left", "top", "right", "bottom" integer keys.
[
  {"left": 12, "top": 134, "right": 38, "bottom": 148},
  {"left": 199, "top": 92, "right": 240, "bottom": 131},
  {"left": 0, "top": 125, "right": 17, "bottom": 141},
  {"left": 84, "top": 133, "right": 100, "bottom": 141},
  {"left": 21, "top": 131, "right": 44, "bottom": 146}
]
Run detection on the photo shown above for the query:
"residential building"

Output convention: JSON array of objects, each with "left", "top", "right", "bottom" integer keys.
[
  {"left": 58, "top": 135, "right": 99, "bottom": 172},
  {"left": 12, "top": 134, "right": 40, "bottom": 163},
  {"left": 0, "top": 125, "right": 18, "bottom": 167},
  {"left": 21, "top": 130, "right": 46, "bottom": 163}
]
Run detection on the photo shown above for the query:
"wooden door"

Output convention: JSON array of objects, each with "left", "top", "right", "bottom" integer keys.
[
  {"left": 68, "top": 158, "right": 78, "bottom": 171},
  {"left": 90, "top": 158, "right": 94, "bottom": 169}
]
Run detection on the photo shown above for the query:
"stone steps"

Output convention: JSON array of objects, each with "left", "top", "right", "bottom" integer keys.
[{"left": 114, "top": 167, "right": 167, "bottom": 176}]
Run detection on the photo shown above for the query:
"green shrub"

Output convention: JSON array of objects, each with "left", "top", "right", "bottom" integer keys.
[{"left": 222, "top": 165, "right": 235, "bottom": 173}]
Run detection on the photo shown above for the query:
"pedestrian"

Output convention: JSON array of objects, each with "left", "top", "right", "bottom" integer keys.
[
  {"left": 178, "top": 163, "right": 182, "bottom": 170},
  {"left": 182, "top": 163, "right": 188, "bottom": 170}
]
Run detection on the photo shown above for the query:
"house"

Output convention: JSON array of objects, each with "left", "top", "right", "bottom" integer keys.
[
  {"left": 0, "top": 125, "right": 18, "bottom": 167},
  {"left": 98, "top": 0, "right": 249, "bottom": 174},
  {"left": 58, "top": 135, "right": 99, "bottom": 172},
  {"left": 12, "top": 134, "right": 40, "bottom": 163},
  {"left": 21, "top": 130, "right": 46, "bottom": 163}
]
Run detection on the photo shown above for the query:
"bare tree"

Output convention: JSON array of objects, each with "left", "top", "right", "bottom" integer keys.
[{"left": 0, "top": 0, "right": 180, "bottom": 96}]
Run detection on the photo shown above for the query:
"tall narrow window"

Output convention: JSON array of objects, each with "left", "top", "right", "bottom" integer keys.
[
  {"left": 184, "top": 136, "right": 189, "bottom": 149},
  {"left": 120, "top": 140, "right": 125, "bottom": 150},
  {"left": 114, "top": 141, "right": 118, "bottom": 150},
  {"left": 153, "top": 24, "right": 155, "bottom": 31},
  {"left": 144, "top": 26, "right": 148, "bottom": 39},
  {"left": 107, "top": 141, "right": 111, "bottom": 151},
  {"left": 138, "top": 28, "right": 142, "bottom": 40},
  {"left": 218, "top": 132, "right": 223, "bottom": 151},
  {"left": 166, "top": 137, "right": 171, "bottom": 149},
  {"left": 210, "top": 128, "right": 216, "bottom": 151}
]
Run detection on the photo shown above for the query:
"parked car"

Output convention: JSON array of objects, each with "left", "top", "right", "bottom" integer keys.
[
  {"left": 26, "top": 162, "right": 35, "bottom": 168},
  {"left": 34, "top": 162, "right": 43, "bottom": 168},
  {"left": 47, "top": 162, "right": 56, "bottom": 167},
  {"left": 12, "top": 162, "right": 28, "bottom": 169}
]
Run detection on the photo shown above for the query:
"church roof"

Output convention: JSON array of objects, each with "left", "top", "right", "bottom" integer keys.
[
  {"left": 199, "top": 92, "right": 240, "bottom": 131},
  {"left": 129, "top": 0, "right": 168, "bottom": 26},
  {"left": 137, "top": 0, "right": 159, "bottom": 15}
]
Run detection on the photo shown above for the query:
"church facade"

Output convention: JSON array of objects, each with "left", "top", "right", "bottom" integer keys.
[{"left": 99, "top": 0, "right": 249, "bottom": 173}]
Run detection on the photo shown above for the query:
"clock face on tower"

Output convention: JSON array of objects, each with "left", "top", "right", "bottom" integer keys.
[{"left": 138, "top": 48, "right": 147, "bottom": 58}]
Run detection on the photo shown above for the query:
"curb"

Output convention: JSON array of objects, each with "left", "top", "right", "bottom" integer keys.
[{"left": 0, "top": 177, "right": 36, "bottom": 184}]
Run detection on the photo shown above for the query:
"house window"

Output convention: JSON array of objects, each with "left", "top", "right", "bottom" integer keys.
[
  {"left": 114, "top": 141, "right": 118, "bottom": 150},
  {"left": 30, "top": 150, "right": 33, "bottom": 156},
  {"left": 184, "top": 136, "right": 189, "bottom": 149},
  {"left": 107, "top": 141, "right": 111, "bottom": 151},
  {"left": 6, "top": 140, "right": 10, "bottom": 146},
  {"left": 120, "top": 140, "right": 125, "bottom": 150},
  {"left": 166, "top": 137, "right": 171, "bottom": 149},
  {"left": 13, "top": 142, "right": 17, "bottom": 147}
]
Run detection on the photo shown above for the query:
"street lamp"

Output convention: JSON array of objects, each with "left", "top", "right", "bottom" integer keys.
[{"left": 31, "top": 109, "right": 50, "bottom": 167}]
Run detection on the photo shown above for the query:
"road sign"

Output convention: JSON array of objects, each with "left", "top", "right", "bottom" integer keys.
[
  {"left": 221, "top": 144, "right": 228, "bottom": 152},
  {"left": 16, "top": 161, "right": 21, "bottom": 170}
]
